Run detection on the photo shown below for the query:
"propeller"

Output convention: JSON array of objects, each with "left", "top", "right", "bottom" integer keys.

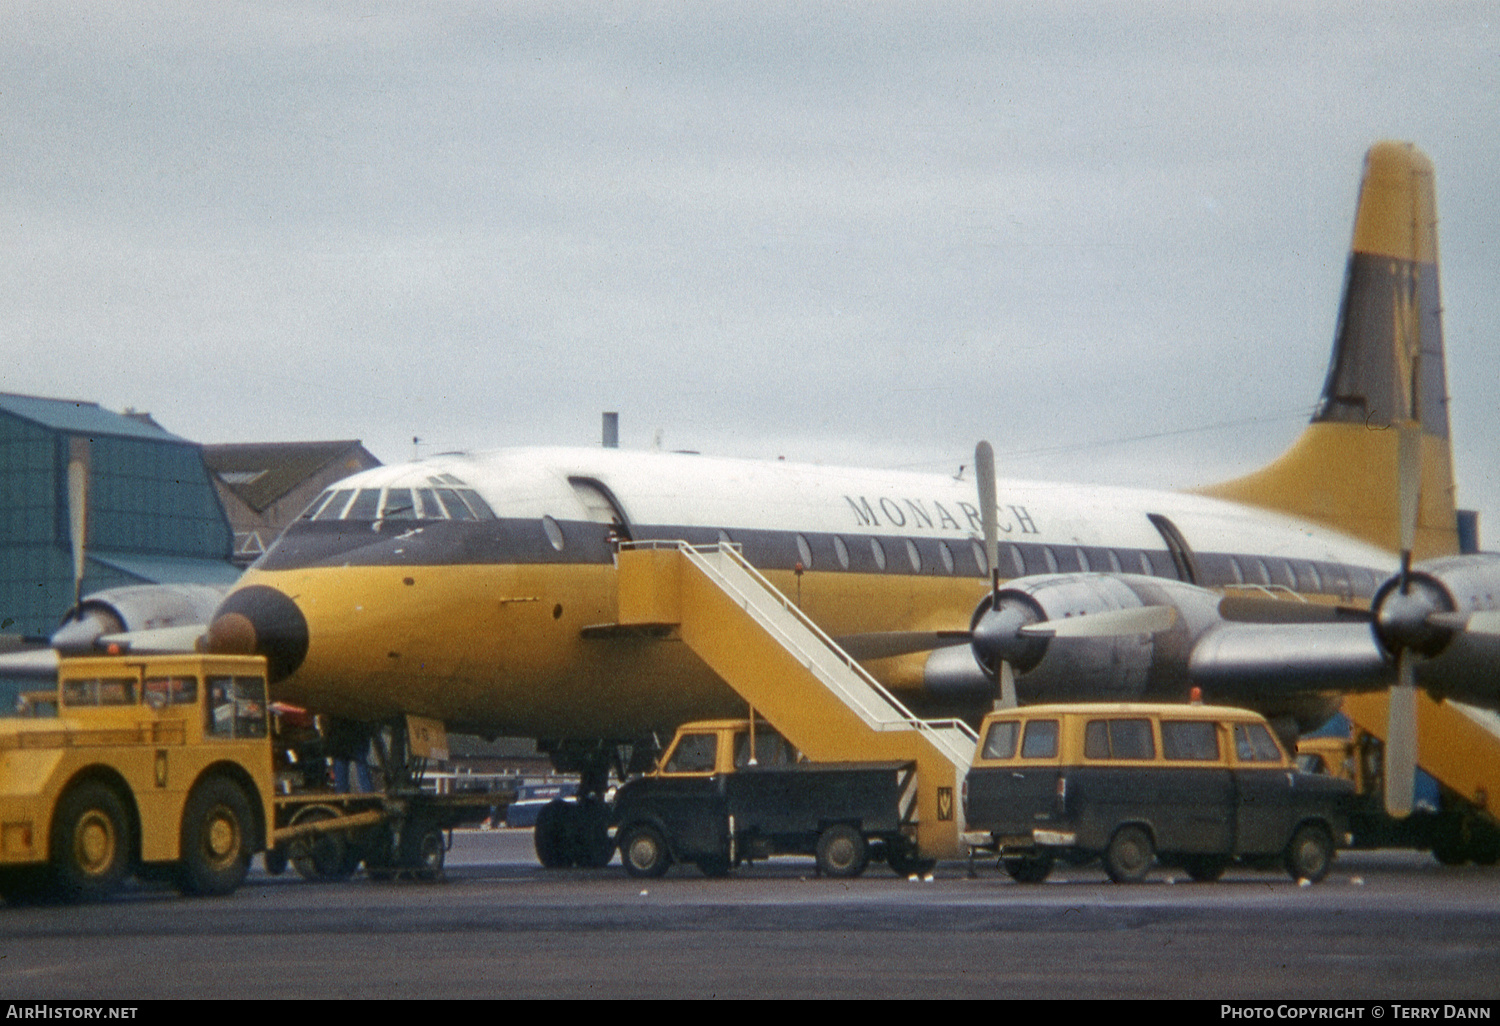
[{"left": 67, "top": 437, "right": 90, "bottom": 613}]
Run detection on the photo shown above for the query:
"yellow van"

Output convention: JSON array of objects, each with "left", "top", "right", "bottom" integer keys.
[{"left": 962, "top": 702, "right": 1353, "bottom": 884}]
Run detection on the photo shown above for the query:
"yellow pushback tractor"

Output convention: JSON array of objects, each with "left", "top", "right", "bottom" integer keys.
[
  {"left": 1, "top": 653, "right": 496, "bottom": 903},
  {"left": 0, "top": 653, "right": 275, "bottom": 901}
]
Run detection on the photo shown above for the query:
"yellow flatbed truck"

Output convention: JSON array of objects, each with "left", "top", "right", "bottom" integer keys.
[{"left": 1, "top": 653, "right": 499, "bottom": 903}]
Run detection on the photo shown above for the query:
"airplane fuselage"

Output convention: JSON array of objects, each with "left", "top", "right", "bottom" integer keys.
[{"left": 223, "top": 446, "right": 1396, "bottom": 740}]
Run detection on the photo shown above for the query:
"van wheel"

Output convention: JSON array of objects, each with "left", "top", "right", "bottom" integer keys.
[
  {"left": 1183, "top": 857, "right": 1228, "bottom": 882},
  {"left": 1284, "top": 824, "right": 1334, "bottom": 883},
  {"left": 1103, "top": 825, "right": 1154, "bottom": 884},
  {"left": 620, "top": 824, "right": 671, "bottom": 879},
  {"left": 696, "top": 853, "right": 733, "bottom": 878},
  {"left": 178, "top": 778, "right": 254, "bottom": 896},
  {"left": 1003, "top": 852, "right": 1054, "bottom": 884},
  {"left": 51, "top": 783, "right": 132, "bottom": 902},
  {"left": 815, "top": 825, "right": 869, "bottom": 878}
]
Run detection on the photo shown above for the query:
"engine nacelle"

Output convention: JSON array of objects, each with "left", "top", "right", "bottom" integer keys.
[
  {"left": 1388, "top": 554, "right": 1500, "bottom": 706},
  {"left": 50, "top": 583, "right": 228, "bottom": 654},
  {"left": 961, "top": 573, "right": 1225, "bottom": 703}
]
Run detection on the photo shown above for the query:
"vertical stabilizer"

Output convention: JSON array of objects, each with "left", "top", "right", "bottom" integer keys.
[{"left": 1197, "top": 142, "right": 1458, "bottom": 560}]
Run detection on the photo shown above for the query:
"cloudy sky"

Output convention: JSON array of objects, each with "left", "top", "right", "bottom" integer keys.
[{"left": 3, "top": 2, "right": 1497, "bottom": 540}]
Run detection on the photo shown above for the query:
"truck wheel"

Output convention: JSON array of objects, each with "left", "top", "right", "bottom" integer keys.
[
  {"left": 886, "top": 840, "right": 936, "bottom": 878},
  {"left": 815, "top": 825, "right": 869, "bottom": 879},
  {"left": 1103, "top": 825, "right": 1154, "bottom": 884},
  {"left": 1183, "top": 856, "right": 1228, "bottom": 883},
  {"left": 288, "top": 806, "right": 360, "bottom": 881},
  {"left": 1283, "top": 824, "right": 1334, "bottom": 883},
  {"left": 620, "top": 824, "right": 671, "bottom": 879},
  {"left": 1003, "top": 852, "right": 1054, "bottom": 884},
  {"left": 696, "top": 854, "right": 733, "bottom": 878},
  {"left": 178, "top": 778, "right": 254, "bottom": 896},
  {"left": 399, "top": 822, "right": 446, "bottom": 879},
  {"left": 575, "top": 799, "right": 616, "bottom": 869},
  {"left": 51, "top": 782, "right": 132, "bottom": 902}
]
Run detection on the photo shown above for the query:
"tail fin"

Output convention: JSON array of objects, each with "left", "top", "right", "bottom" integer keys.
[{"left": 1197, "top": 141, "right": 1459, "bottom": 560}]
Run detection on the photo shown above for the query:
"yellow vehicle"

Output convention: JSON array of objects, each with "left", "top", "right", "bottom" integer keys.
[{"left": 0, "top": 653, "right": 274, "bottom": 902}]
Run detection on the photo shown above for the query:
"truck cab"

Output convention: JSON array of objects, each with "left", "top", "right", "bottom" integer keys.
[{"left": 611, "top": 719, "right": 918, "bottom": 879}]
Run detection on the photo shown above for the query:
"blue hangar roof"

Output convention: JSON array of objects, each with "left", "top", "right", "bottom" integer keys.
[{"left": 0, "top": 393, "right": 188, "bottom": 443}]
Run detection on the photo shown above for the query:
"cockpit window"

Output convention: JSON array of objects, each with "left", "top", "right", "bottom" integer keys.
[
  {"left": 310, "top": 489, "right": 354, "bottom": 521},
  {"left": 345, "top": 489, "right": 381, "bottom": 520},
  {"left": 380, "top": 488, "right": 417, "bottom": 520},
  {"left": 434, "top": 488, "right": 476, "bottom": 521}
]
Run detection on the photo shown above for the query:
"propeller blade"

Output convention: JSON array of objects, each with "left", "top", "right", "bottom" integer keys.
[
  {"left": 1020, "top": 605, "right": 1178, "bottom": 638},
  {"left": 835, "top": 630, "right": 971, "bottom": 661},
  {"left": 1384, "top": 654, "right": 1419, "bottom": 818},
  {"left": 996, "top": 660, "right": 1019, "bottom": 710},
  {"left": 97, "top": 624, "right": 208, "bottom": 654},
  {"left": 1425, "top": 610, "right": 1500, "bottom": 636},
  {"left": 976, "top": 441, "right": 999, "bottom": 598},
  {"left": 1218, "top": 596, "right": 1370, "bottom": 625},
  {"left": 67, "top": 438, "right": 90, "bottom": 611},
  {"left": 1397, "top": 422, "right": 1421, "bottom": 590}
]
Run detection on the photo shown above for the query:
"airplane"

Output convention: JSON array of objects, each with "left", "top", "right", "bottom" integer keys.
[{"left": 51, "top": 142, "right": 1500, "bottom": 863}]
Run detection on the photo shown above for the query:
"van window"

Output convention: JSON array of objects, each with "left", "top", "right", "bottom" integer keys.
[
  {"left": 1234, "top": 722, "right": 1284, "bottom": 763},
  {"left": 981, "top": 720, "right": 1019, "bottom": 760},
  {"left": 1162, "top": 720, "right": 1220, "bottom": 761},
  {"left": 1020, "top": 719, "right": 1059, "bottom": 759},
  {"left": 1084, "top": 718, "right": 1155, "bottom": 760}
]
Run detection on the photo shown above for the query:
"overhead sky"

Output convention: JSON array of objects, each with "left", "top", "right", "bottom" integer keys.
[{"left": 3, "top": 2, "right": 1497, "bottom": 543}]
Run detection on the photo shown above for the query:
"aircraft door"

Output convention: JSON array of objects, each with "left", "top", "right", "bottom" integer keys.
[{"left": 568, "top": 478, "right": 633, "bottom": 543}]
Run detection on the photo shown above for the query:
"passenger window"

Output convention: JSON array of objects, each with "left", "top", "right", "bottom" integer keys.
[
  {"left": 972, "top": 540, "right": 988, "bottom": 575},
  {"left": 1006, "top": 544, "right": 1025, "bottom": 577},
  {"left": 542, "top": 516, "right": 566, "bottom": 551},
  {"left": 1042, "top": 548, "right": 1059, "bottom": 573},
  {"left": 1161, "top": 721, "right": 1220, "bottom": 761},
  {"left": 664, "top": 733, "right": 718, "bottom": 773},
  {"left": 833, "top": 535, "right": 851, "bottom": 569},
  {"left": 938, "top": 541, "right": 955, "bottom": 574},
  {"left": 905, "top": 539, "right": 922, "bottom": 573},
  {"left": 1020, "top": 720, "right": 1059, "bottom": 759},
  {"left": 870, "top": 538, "right": 887, "bottom": 571},
  {"left": 796, "top": 534, "right": 814, "bottom": 569},
  {"left": 1084, "top": 719, "right": 1155, "bottom": 760},
  {"left": 982, "top": 720, "right": 1019, "bottom": 760},
  {"left": 1076, "top": 547, "right": 1091, "bottom": 572},
  {"left": 1234, "top": 723, "right": 1284, "bottom": 763}
]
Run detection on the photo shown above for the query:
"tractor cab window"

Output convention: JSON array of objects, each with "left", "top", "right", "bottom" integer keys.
[{"left": 206, "top": 676, "right": 269, "bottom": 740}]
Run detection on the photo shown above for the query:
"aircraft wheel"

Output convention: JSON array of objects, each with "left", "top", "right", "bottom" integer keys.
[
  {"left": 1467, "top": 819, "right": 1500, "bottom": 866},
  {"left": 533, "top": 800, "right": 575, "bottom": 868},
  {"left": 815, "top": 824, "right": 868, "bottom": 879},
  {"left": 1183, "top": 856, "right": 1228, "bottom": 883},
  {"left": 575, "top": 799, "right": 616, "bottom": 869},
  {"left": 178, "top": 778, "right": 254, "bottom": 896},
  {"left": 51, "top": 782, "right": 132, "bottom": 902},
  {"left": 620, "top": 824, "right": 671, "bottom": 879},
  {"left": 1003, "top": 852, "right": 1054, "bottom": 884},
  {"left": 1283, "top": 824, "right": 1334, "bottom": 883},
  {"left": 1103, "top": 825, "right": 1154, "bottom": 884}
]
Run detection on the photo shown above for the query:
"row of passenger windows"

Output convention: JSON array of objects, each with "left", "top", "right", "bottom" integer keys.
[
  {"left": 981, "top": 717, "right": 1284, "bottom": 764},
  {"left": 293, "top": 485, "right": 1383, "bottom": 599}
]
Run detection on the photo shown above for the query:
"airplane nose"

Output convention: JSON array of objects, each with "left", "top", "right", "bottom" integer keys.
[{"left": 206, "top": 584, "right": 309, "bottom": 683}]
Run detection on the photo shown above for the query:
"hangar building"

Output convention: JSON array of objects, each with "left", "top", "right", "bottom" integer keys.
[{"left": 0, "top": 392, "right": 239, "bottom": 640}]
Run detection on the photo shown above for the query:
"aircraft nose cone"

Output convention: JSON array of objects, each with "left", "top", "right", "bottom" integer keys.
[{"left": 206, "top": 585, "right": 309, "bottom": 683}]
